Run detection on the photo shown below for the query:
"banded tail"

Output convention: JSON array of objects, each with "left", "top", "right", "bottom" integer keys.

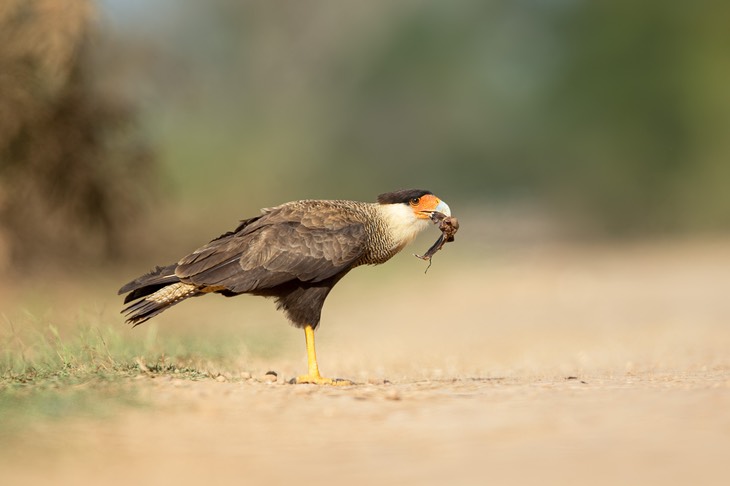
[{"left": 118, "top": 264, "right": 199, "bottom": 326}]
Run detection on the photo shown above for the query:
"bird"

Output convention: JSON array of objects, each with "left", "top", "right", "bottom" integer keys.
[{"left": 118, "top": 189, "right": 451, "bottom": 385}]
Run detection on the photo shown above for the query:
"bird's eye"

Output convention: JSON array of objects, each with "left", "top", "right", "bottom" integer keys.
[{"left": 409, "top": 197, "right": 420, "bottom": 206}]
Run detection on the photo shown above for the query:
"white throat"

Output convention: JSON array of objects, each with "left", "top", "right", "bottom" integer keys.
[{"left": 377, "top": 203, "right": 430, "bottom": 250}]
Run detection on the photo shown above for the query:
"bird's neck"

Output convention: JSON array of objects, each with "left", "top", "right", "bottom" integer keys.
[{"left": 364, "top": 203, "right": 430, "bottom": 264}]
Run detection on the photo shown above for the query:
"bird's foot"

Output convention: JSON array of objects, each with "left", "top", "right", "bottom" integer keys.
[{"left": 292, "top": 374, "right": 354, "bottom": 386}]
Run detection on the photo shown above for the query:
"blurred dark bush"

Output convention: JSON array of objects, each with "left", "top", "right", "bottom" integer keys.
[{"left": 0, "top": 0, "right": 155, "bottom": 271}]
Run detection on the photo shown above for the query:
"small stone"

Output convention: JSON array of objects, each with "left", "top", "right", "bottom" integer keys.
[
  {"left": 239, "top": 371, "right": 252, "bottom": 379},
  {"left": 263, "top": 371, "right": 278, "bottom": 383},
  {"left": 215, "top": 375, "right": 227, "bottom": 383}
]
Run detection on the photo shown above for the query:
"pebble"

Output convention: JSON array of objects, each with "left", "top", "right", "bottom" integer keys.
[
  {"left": 263, "top": 371, "right": 278, "bottom": 383},
  {"left": 367, "top": 378, "right": 390, "bottom": 385},
  {"left": 215, "top": 375, "right": 227, "bottom": 383}
]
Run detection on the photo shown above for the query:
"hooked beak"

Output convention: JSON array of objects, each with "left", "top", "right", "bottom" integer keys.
[{"left": 433, "top": 200, "right": 451, "bottom": 217}]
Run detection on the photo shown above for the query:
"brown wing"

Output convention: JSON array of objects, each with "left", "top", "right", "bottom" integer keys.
[{"left": 174, "top": 201, "right": 367, "bottom": 293}]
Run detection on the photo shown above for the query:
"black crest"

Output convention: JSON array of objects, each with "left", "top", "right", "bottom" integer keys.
[{"left": 377, "top": 189, "right": 433, "bottom": 205}]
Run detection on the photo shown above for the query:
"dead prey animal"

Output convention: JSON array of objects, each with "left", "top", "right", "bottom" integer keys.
[{"left": 415, "top": 211, "right": 459, "bottom": 272}]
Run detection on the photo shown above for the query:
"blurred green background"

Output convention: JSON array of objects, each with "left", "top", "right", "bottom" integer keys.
[{"left": 1, "top": 0, "right": 729, "bottom": 270}]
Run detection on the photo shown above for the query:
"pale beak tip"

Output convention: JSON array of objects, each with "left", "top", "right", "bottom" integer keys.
[{"left": 435, "top": 200, "right": 451, "bottom": 217}]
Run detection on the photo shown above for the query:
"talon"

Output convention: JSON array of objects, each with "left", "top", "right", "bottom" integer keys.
[{"left": 294, "top": 375, "right": 354, "bottom": 386}]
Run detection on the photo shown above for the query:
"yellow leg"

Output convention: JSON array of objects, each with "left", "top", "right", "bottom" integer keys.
[{"left": 294, "top": 325, "right": 353, "bottom": 385}]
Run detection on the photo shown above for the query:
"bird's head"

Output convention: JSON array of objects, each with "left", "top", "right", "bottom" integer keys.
[
  {"left": 377, "top": 189, "right": 451, "bottom": 220},
  {"left": 375, "top": 189, "right": 451, "bottom": 250}
]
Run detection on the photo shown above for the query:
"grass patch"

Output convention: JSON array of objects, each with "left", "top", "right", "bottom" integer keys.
[
  {"left": 1, "top": 312, "right": 259, "bottom": 384},
  {"left": 0, "top": 312, "right": 260, "bottom": 439},
  {"left": 2, "top": 322, "right": 138, "bottom": 384}
]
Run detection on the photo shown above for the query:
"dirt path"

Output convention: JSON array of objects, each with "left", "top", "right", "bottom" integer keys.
[
  {"left": 4, "top": 370, "right": 730, "bottom": 486},
  {"left": 2, "top": 239, "right": 730, "bottom": 485}
]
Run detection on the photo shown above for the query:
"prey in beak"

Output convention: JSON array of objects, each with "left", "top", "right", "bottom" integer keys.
[{"left": 414, "top": 202, "right": 459, "bottom": 272}]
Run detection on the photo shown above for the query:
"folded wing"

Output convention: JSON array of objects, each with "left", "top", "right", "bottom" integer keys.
[{"left": 175, "top": 202, "right": 368, "bottom": 293}]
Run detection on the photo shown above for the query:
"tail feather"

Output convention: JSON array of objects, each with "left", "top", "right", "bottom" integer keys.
[
  {"left": 119, "top": 264, "right": 179, "bottom": 303},
  {"left": 121, "top": 281, "right": 199, "bottom": 326},
  {"left": 120, "top": 264, "right": 199, "bottom": 325}
]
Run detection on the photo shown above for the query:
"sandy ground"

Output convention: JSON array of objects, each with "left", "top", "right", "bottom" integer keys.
[{"left": 2, "top": 239, "right": 730, "bottom": 485}]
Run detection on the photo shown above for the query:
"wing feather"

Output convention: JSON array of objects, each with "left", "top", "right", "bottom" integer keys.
[{"left": 175, "top": 202, "right": 368, "bottom": 293}]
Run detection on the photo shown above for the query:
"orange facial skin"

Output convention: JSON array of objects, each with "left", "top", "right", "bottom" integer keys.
[{"left": 409, "top": 194, "right": 443, "bottom": 219}]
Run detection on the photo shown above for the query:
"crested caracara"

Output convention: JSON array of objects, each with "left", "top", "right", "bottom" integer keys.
[{"left": 119, "top": 189, "right": 451, "bottom": 385}]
